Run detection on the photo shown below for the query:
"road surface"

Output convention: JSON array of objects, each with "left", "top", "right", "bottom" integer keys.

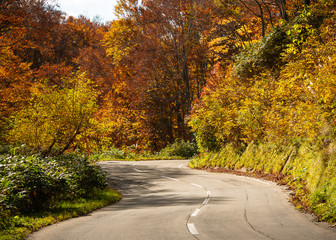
[{"left": 28, "top": 160, "right": 336, "bottom": 240}]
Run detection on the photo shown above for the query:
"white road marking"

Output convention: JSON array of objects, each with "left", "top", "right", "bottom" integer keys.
[
  {"left": 189, "top": 182, "right": 211, "bottom": 224},
  {"left": 191, "top": 208, "right": 201, "bottom": 217},
  {"left": 161, "top": 176, "right": 181, "bottom": 182},
  {"left": 133, "top": 168, "right": 143, "bottom": 173},
  {"left": 203, "top": 198, "right": 209, "bottom": 205},
  {"left": 187, "top": 223, "right": 199, "bottom": 235},
  {"left": 237, "top": 176, "right": 271, "bottom": 185},
  {"left": 178, "top": 164, "right": 185, "bottom": 168},
  {"left": 191, "top": 183, "right": 203, "bottom": 188},
  {"left": 251, "top": 178, "right": 271, "bottom": 185},
  {"left": 202, "top": 190, "right": 211, "bottom": 205}
]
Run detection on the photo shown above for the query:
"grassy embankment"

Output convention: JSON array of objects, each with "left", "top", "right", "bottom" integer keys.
[
  {"left": 0, "top": 189, "right": 121, "bottom": 240},
  {"left": 190, "top": 142, "right": 336, "bottom": 223},
  {"left": 0, "top": 154, "right": 122, "bottom": 240}
]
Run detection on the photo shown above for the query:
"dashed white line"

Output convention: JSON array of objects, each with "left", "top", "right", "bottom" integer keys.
[
  {"left": 133, "top": 168, "right": 143, "bottom": 173},
  {"left": 178, "top": 164, "right": 185, "bottom": 168},
  {"left": 187, "top": 223, "right": 199, "bottom": 235},
  {"left": 191, "top": 208, "right": 201, "bottom": 217},
  {"left": 191, "top": 183, "right": 203, "bottom": 188},
  {"left": 161, "top": 176, "right": 181, "bottom": 182}
]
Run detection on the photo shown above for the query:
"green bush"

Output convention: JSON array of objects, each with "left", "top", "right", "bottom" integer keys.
[
  {"left": 160, "top": 140, "right": 199, "bottom": 159},
  {"left": 0, "top": 204, "right": 11, "bottom": 230},
  {"left": 55, "top": 155, "right": 108, "bottom": 196},
  {"left": 0, "top": 155, "right": 69, "bottom": 213},
  {"left": 99, "top": 147, "right": 127, "bottom": 160},
  {"left": 0, "top": 154, "right": 107, "bottom": 217},
  {"left": 234, "top": 25, "right": 289, "bottom": 78}
]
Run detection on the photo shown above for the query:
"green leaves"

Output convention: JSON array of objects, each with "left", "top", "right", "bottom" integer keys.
[
  {"left": 0, "top": 154, "right": 107, "bottom": 215},
  {"left": 234, "top": 25, "right": 289, "bottom": 78},
  {"left": 159, "top": 140, "right": 199, "bottom": 159}
]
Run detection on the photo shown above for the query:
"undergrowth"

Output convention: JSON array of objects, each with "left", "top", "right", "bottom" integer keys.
[
  {"left": 0, "top": 153, "right": 122, "bottom": 240},
  {"left": 0, "top": 188, "right": 121, "bottom": 240},
  {"left": 91, "top": 140, "right": 198, "bottom": 161}
]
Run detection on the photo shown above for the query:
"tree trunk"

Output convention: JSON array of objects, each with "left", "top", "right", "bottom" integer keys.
[{"left": 57, "top": 116, "right": 84, "bottom": 155}]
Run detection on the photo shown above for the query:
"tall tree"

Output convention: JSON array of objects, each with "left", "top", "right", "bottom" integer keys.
[
  {"left": 217, "top": 0, "right": 292, "bottom": 38},
  {"left": 104, "top": 0, "right": 222, "bottom": 149}
]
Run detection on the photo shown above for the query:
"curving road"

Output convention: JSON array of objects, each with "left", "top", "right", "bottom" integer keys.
[{"left": 28, "top": 160, "right": 336, "bottom": 240}]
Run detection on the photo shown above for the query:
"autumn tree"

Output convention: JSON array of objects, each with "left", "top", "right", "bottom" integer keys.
[
  {"left": 215, "top": 0, "right": 294, "bottom": 38},
  {"left": 0, "top": 0, "right": 24, "bottom": 41},
  {"left": 189, "top": 1, "right": 336, "bottom": 151},
  {"left": 0, "top": 0, "right": 34, "bottom": 141},
  {"left": 0, "top": 47, "right": 32, "bottom": 142},
  {"left": 0, "top": 0, "right": 116, "bottom": 153},
  {"left": 104, "top": 0, "right": 226, "bottom": 149},
  {"left": 9, "top": 72, "right": 97, "bottom": 155}
]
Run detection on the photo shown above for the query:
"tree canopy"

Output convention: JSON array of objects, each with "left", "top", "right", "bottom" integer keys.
[{"left": 1, "top": 0, "right": 336, "bottom": 154}]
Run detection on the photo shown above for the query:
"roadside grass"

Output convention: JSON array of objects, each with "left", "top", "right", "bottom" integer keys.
[
  {"left": 92, "top": 140, "right": 198, "bottom": 161},
  {"left": 0, "top": 188, "right": 121, "bottom": 240},
  {"left": 93, "top": 154, "right": 185, "bottom": 162}
]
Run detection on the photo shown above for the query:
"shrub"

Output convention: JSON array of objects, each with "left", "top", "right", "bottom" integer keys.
[
  {"left": 0, "top": 154, "right": 107, "bottom": 214},
  {"left": 0, "top": 155, "right": 69, "bottom": 212},
  {"left": 234, "top": 25, "right": 289, "bottom": 79},
  {"left": 99, "top": 147, "right": 127, "bottom": 160},
  {"left": 160, "top": 140, "right": 199, "bottom": 159},
  {"left": 0, "top": 203, "right": 11, "bottom": 230},
  {"left": 55, "top": 155, "right": 108, "bottom": 196}
]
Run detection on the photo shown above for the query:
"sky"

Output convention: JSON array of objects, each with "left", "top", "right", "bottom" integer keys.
[{"left": 54, "top": 0, "right": 119, "bottom": 22}]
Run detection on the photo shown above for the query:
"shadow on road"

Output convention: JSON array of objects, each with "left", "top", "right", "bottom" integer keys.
[{"left": 99, "top": 163, "right": 234, "bottom": 211}]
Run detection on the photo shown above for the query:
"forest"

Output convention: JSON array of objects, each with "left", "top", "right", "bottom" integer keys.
[
  {"left": 1, "top": 0, "right": 332, "bottom": 154},
  {"left": 1, "top": 0, "right": 336, "bottom": 237}
]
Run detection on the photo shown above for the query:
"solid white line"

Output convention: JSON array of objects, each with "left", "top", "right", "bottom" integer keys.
[
  {"left": 187, "top": 223, "right": 199, "bottom": 235},
  {"left": 161, "top": 176, "right": 181, "bottom": 182},
  {"left": 206, "top": 190, "right": 211, "bottom": 196},
  {"left": 191, "top": 183, "right": 203, "bottom": 188},
  {"left": 133, "top": 168, "right": 143, "bottom": 173},
  {"left": 251, "top": 178, "right": 271, "bottom": 185},
  {"left": 237, "top": 176, "right": 271, "bottom": 185},
  {"left": 203, "top": 198, "right": 209, "bottom": 205},
  {"left": 191, "top": 208, "right": 201, "bottom": 217}
]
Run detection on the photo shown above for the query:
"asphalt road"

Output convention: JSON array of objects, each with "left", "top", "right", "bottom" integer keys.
[{"left": 28, "top": 160, "right": 336, "bottom": 240}]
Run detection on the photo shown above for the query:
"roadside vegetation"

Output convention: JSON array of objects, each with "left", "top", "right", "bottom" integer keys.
[
  {"left": 1, "top": 0, "right": 336, "bottom": 235},
  {"left": 188, "top": 2, "right": 336, "bottom": 223},
  {"left": 0, "top": 153, "right": 121, "bottom": 239},
  {"left": 91, "top": 140, "right": 199, "bottom": 161}
]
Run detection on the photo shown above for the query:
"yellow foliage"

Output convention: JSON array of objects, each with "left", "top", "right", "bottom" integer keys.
[
  {"left": 8, "top": 72, "right": 97, "bottom": 155},
  {"left": 190, "top": 13, "right": 336, "bottom": 149},
  {"left": 104, "top": 18, "right": 141, "bottom": 63}
]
